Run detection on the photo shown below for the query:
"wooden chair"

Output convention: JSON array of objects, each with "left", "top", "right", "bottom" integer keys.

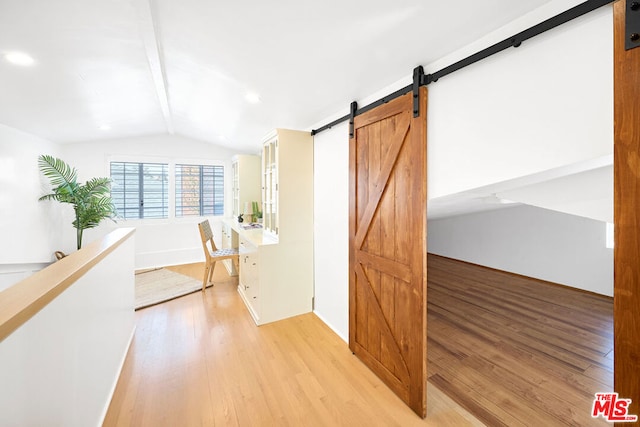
[{"left": 198, "top": 220, "right": 239, "bottom": 291}]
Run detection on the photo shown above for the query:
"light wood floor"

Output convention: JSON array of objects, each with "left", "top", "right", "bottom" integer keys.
[
  {"left": 428, "top": 255, "right": 613, "bottom": 427},
  {"left": 104, "top": 263, "right": 483, "bottom": 426},
  {"left": 106, "top": 257, "right": 613, "bottom": 426}
]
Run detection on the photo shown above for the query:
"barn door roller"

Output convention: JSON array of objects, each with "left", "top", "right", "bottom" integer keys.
[
  {"left": 349, "top": 101, "right": 358, "bottom": 139},
  {"left": 413, "top": 66, "right": 424, "bottom": 118},
  {"left": 626, "top": 0, "right": 640, "bottom": 50}
]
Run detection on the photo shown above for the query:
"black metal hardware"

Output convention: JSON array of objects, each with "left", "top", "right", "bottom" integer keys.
[
  {"left": 413, "top": 66, "right": 424, "bottom": 117},
  {"left": 429, "top": 0, "right": 613, "bottom": 83},
  {"left": 348, "top": 101, "right": 358, "bottom": 139},
  {"left": 627, "top": 0, "right": 640, "bottom": 50},
  {"left": 311, "top": 113, "right": 348, "bottom": 135},
  {"left": 311, "top": 0, "right": 615, "bottom": 136},
  {"left": 354, "top": 84, "right": 413, "bottom": 117}
]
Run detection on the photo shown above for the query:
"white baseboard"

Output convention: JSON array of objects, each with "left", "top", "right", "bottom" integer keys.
[
  {"left": 99, "top": 325, "right": 136, "bottom": 426},
  {"left": 313, "top": 310, "right": 348, "bottom": 344}
]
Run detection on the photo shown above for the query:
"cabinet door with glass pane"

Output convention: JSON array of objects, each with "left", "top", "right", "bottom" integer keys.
[
  {"left": 262, "top": 137, "right": 278, "bottom": 235},
  {"left": 232, "top": 161, "right": 239, "bottom": 217}
]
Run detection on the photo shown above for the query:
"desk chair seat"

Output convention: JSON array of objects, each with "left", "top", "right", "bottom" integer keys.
[{"left": 198, "top": 220, "right": 240, "bottom": 291}]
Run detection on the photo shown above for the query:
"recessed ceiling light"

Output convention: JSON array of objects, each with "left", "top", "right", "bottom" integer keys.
[
  {"left": 99, "top": 124, "right": 111, "bottom": 131},
  {"left": 245, "top": 92, "right": 261, "bottom": 104},
  {"left": 4, "top": 52, "right": 35, "bottom": 66}
]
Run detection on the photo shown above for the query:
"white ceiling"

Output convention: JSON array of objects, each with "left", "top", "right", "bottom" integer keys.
[
  {"left": 5, "top": 0, "right": 612, "bottom": 223},
  {"left": 497, "top": 164, "right": 613, "bottom": 223},
  {"left": 428, "top": 155, "right": 613, "bottom": 223},
  {"left": 0, "top": 0, "right": 555, "bottom": 152}
]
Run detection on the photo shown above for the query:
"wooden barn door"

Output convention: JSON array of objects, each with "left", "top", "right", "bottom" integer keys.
[
  {"left": 349, "top": 87, "right": 428, "bottom": 417},
  {"left": 614, "top": 0, "right": 640, "bottom": 420}
]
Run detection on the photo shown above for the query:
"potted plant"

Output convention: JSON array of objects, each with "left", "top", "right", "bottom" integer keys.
[
  {"left": 252, "top": 201, "right": 263, "bottom": 224},
  {"left": 38, "top": 154, "right": 117, "bottom": 250}
]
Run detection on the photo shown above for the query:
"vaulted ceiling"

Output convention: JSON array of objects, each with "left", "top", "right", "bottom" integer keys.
[{"left": 0, "top": 0, "right": 555, "bottom": 152}]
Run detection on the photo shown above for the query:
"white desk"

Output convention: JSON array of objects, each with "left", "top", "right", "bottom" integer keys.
[
  {"left": 223, "top": 218, "right": 278, "bottom": 247},
  {"left": 221, "top": 218, "right": 313, "bottom": 325}
]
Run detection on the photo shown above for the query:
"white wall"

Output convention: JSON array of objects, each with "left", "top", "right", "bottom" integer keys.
[
  {"left": 428, "top": 6, "right": 612, "bottom": 198},
  {"left": 61, "top": 134, "right": 239, "bottom": 269},
  {"left": 0, "top": 124, "right": 65, "bottom": 289},
  {"left": 0, "top": 231, "right": 135, "bottom": 426},
  {"left": 311, "top": 2, "right": 613, "bottom": 341},
  {"left": 313, "top": 121, "right": 349, "bottom": 342},
  {"left": 428, "top": 205, "right": 613, "bottom": 296}
]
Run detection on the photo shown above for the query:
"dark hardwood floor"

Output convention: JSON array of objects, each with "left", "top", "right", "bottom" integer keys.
[{"left": 427, "top": 254, "right": 613, "bottom": 427}]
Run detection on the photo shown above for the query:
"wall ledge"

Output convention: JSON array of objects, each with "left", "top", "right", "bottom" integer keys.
[{"left": 0, "top": 227, "right": 135, "bottom": 342}]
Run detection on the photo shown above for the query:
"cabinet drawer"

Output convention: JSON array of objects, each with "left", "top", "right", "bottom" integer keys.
[
  {"left": 239, "top": 237, "right": 258, "bottom": 290},
  {"left": 245, "top": 252, "right": 259, "bottom": 298},
  {"left": 239, "top": 237, "right": 255, "bottom": 254}
]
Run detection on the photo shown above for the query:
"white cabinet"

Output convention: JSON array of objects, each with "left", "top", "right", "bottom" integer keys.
[
  {"left": 232, "top": 223, "right": 314, "bottom": 325},
  {"left": 239, "top": 237, "right": 260, "bottom": 317},
  {"left": 231, "top": 155, "right": 261, "bottom": 221},
  {"left": 228, "top": 127, "right": 314, "bottom": 326},
  {"left": 261, "top": 129, "right": 314, "bottom": 242}
]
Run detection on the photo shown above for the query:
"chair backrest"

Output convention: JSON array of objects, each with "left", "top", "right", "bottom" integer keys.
[{"left": 198, "top": 220, "right": 218, "bottom": 259}]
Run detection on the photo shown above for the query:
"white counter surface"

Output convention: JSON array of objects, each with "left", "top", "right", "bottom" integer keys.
[{"left": 223, "top": 218, "right": 278, "bottom": 247}]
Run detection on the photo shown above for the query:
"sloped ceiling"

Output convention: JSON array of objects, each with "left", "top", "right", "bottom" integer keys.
[
  {"left": 0, "top": 0, "right": 554, "bottom": 152},
  {"left": 428, "top": 156, "right": 613, "bottom": 223},
  {"left": 4, "top": 0, "right": 612, "bottom": 223}
]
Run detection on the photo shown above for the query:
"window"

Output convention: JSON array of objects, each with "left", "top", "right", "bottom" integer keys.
[
  {"left": 110, "top": 162, "right": 168, "bottom": 219},
  {"left": 606, "top": 222, "right": 614, "bottom": 249},
  {"left": 175, "top": 164, "right": 224, "bottom": 216}
]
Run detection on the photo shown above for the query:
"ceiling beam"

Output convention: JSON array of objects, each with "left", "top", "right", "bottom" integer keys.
[{"left": 133, "top": 0, "right": 174, "bottom": 134}]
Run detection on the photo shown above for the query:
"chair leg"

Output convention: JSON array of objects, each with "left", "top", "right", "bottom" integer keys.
[
  {"left": 202, "top": 262, "right": 210, "bottom": 291},
  {"left": 208, "top": 261, "right": 216, "bottom": 286}
]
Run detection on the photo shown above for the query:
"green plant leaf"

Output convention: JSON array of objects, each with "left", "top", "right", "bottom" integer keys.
[
  {"left": 38, "top": 155, "right": 116, "bottom": 248},
  {"left": 38, "top": 154, "right": 77, "bottom": 187}
]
